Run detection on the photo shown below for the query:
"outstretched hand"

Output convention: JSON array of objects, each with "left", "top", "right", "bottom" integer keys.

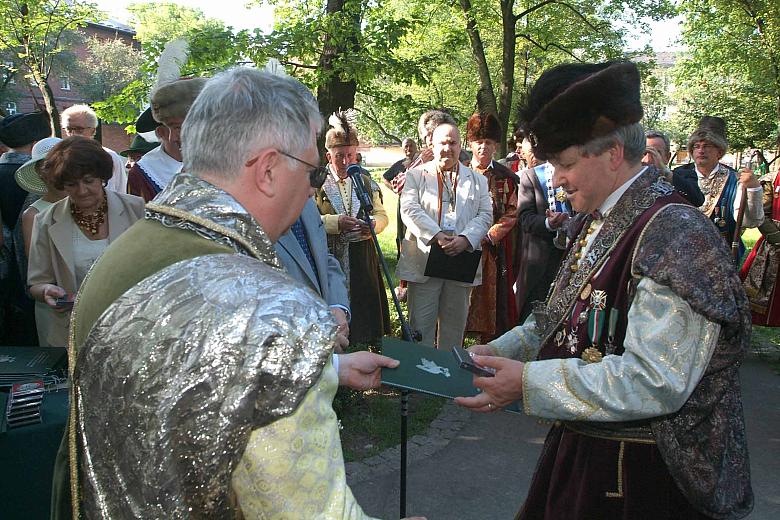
[
  {"left": 337, "top": 351, "right": 399, "bottom": 390},
  {"left": 454, "top": 354, "right": 524, "bottom": 413}
]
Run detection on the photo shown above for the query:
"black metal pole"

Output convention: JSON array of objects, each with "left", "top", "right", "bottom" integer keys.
[{"left": 347, "top": 165, "right": 413, "bottom": 518}]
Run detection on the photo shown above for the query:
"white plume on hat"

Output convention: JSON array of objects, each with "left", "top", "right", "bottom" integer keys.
[
  {"left": 328, "top": 109, "right": 357, "bottom": 134},
  {"left": 154, "top": 38, "right": 190, "bottom": 92},
  {"left": 325, "top": 109, "right": 359, "bottom": 148},
  {"left": 263, "top": 58, "right": 287, "bottom": 77}
]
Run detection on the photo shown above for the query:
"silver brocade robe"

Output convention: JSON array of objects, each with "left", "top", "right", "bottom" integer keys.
[{"left": 72, "top": 174, "right": 337, "bottom": 518}]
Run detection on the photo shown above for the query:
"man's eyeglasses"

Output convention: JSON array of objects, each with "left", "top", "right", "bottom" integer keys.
[
  {"left": 65, "top": 126, "right": 95, "bottom": 134},
  {"left": 692, "top": 143, "right": 716, "bottom": 151},
  {"left": 278, "top": 150, "right": 328, "bottom": 189}
]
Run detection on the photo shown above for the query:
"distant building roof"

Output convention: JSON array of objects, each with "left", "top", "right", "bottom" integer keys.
[
  {"left": 89, "top": 19, "right": 135, "bottom": 35},
  {"left": 636, "top": 51, "right": 677, "bottom": 68}
]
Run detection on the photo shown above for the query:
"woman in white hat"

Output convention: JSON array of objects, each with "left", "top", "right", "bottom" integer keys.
[{"left": 16, "top": 137, "right": 65, "bottom": 255}]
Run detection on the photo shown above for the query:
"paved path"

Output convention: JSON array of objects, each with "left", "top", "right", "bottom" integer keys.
[{"left": 348, "top": 356, "right": 780, "bottom": 519}]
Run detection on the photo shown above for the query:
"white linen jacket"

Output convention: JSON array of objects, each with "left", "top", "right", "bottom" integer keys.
[{"left": 397, "top": 160, "right": 493, "bottom": 286}]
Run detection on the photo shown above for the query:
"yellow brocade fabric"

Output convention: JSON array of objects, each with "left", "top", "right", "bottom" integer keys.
[{"left": 232, "top": 357, "right": 377, "bottom": 520}]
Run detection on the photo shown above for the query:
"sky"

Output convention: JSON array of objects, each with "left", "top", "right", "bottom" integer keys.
[
  {"left": 95, "top": 0, "right": 275, "bottom": 33},
  {"left": 95, "top": 0, "right": 682, "bottom": 52}
]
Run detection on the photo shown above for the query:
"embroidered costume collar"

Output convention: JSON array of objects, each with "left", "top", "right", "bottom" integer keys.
[
  {"left": 536, "top": 167, "right": 673, "bottom": 343},
  {"left": 695, "top": 163, "right": 722, "bottom": 179},
  {"left": 136, "top": 145, "right": 182, "bottom": 193},
  {"left": 146, "top": 173, "right": 281, "bottom": 269},
  {"left": 597, "top": 166, "right": 647, "bottom": 218}
]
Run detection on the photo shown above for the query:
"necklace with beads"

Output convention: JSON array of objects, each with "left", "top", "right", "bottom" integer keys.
[
  {"left": 568, "top": 214, "right": 601, "bottom": 272},
  {"left": 71, "top": 197, "right": 108, "bottom": 236}
]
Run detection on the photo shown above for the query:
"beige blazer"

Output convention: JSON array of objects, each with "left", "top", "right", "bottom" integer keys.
[
  {"left": 27, "top": 190, "right": 145, "bottom": 346},
  {"left": 397, "top": 161, "right": 493, "bottom": 286}
]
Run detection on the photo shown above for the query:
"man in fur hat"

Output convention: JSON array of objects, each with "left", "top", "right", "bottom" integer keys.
[
  {"left": 456, "top": 61, "right": 753, "bottom": 519},
  {"left": 464, "top": 112, "right": 520, "bottom": 343},
  {"left": 127, "top": 77, "right": 207, "bottom": 201},
  {"left": 672, "top": 116, "right": 762, "bottom": 257},
  {"left": 315, "top": 110, "right": 391, "bottom": 344}
]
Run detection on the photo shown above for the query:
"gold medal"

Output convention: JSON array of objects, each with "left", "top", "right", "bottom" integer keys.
[
  {"left": 580, "top": 284, "right": 592, "bottom": 300},
  {"left": 582, "top": 347, "right": 603, "bottom": 364},
  {"left": 555, "top": 190, "right": 568, "bottom": 203}
]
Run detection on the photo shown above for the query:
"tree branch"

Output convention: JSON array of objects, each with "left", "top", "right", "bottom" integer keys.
[
  {"left": 354, "top": 106, "right": 402, "bottom": 143},
  {"left": 515, "top": 0, "right": 606, "bottom": 34},
  {"left": 515, "top": 33, "right": 582, "bottom": 61}
]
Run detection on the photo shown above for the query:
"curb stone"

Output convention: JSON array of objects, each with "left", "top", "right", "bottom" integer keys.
[{"left": 346, "top": 400, "right": 471, "bottom": 484}]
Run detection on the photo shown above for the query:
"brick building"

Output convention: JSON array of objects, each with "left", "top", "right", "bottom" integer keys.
[{"left": 2, "top": 19, "right": 138, "bottom": 153}]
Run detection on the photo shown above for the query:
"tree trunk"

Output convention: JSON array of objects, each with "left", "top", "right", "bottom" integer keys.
[
  {"left": 458, "top": 0, "right": 498, "bottom": 118},
  {"left": 316, "top": 0, "right": 359, "bottom": 152},
  {"left": 35, "top": 73, "right": 60, "bottom": 137},
  {"left": 496, "top": 0, "right": 517, "bottom": 157}
]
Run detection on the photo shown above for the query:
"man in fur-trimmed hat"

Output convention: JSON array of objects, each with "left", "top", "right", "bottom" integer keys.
[
  {"left": 314, "top": 110, "right": 391, "bottom": 345},
  {"left": 672, "top": 116, "right": 762, "bottom": 257},
  {"left": 463, "top": 112, "right": 520, "bottom": 343},
  {"left": 455, "top": 61, "right": 753, "bottom": 519},
  {"left": 127, "top": 77, "right": 207, "bottom": 201}
]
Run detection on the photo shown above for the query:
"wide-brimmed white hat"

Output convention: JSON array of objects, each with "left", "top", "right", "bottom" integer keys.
[{"left": 15, "top": 137, "right": 62, "bottom": 194}]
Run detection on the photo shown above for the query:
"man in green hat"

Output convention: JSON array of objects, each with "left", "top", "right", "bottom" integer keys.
[{"left": 120, "top": 134, "right": 159, "bottom": 172}]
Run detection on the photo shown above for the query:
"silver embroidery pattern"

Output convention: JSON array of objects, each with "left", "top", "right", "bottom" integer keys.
[{"left": 537, "top": 169, "right": 673, "bottom": 345}]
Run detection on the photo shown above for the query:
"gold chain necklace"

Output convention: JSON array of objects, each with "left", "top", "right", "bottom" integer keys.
[
  {"left": 71, "top": 196, "right": 108, "bottom": 236},
  {"left": 569, "top": 217, "right": 600, "bottom": 272}
]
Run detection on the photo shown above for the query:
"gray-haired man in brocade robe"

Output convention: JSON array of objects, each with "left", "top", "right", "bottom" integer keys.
[{"left": 455, "top": 61, "right": 753, "bottom": 519}]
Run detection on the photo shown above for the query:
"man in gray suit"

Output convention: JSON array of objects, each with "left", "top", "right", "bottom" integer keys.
[{"left": 275, "top": 198, "right": 351, "bottom": 350}]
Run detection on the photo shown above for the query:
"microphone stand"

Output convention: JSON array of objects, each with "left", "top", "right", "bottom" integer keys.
[{"left": 346, "top": 164, "right": 414, "bottom": 518}]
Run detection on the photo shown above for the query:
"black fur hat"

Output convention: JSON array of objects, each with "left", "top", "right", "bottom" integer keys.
[
  {"left": 0, "top": 111, "right": 50, "bottom": 148},
  {"left": 518, "top": 61, "right": 643, "bottom": 160}
]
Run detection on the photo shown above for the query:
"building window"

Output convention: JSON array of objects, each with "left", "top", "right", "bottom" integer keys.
[
  {"left": 60, "top": 76, "right": 70, "bottom": 91},
  {"left": 2, "top": 62, "right": 14, "bottom": 84},
  {"left": 5, "top": 102, "right": 17, "bottom": 115}
]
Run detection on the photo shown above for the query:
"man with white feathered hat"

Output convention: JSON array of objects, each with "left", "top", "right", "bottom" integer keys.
[
  {"left": 127, "top": 40, "right": 207, "bottom": 201},
  {"left": 314, "top": 110, "right": 391, "bottom": 344}
]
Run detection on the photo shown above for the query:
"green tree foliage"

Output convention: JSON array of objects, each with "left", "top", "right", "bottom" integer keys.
[
  {"left": 93, "top": 2, "right": 247, "bottom": 127},
  {"left": 0, "top": 0, "right": 100, "bottom": 135},
  {"left": 673, "top": 0, "right": 779, "bottom": 151},
  {"left": 74, "top": 37, "right": 144, "bottom": 103}
]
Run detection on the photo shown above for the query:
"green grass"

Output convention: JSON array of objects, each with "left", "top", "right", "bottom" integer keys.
[{"left": 335, "top": 169, "right": 446, "bottom": 462}]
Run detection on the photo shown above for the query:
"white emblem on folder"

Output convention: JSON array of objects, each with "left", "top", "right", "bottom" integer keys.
[{"left": 416, "top": 358, "right": 451, "bottom": 378}]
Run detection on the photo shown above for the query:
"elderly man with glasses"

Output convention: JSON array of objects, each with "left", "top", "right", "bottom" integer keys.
[
  {"left": 61, "top": 104, "right": 127, "bottom": 194},
  {"left": 314, "top": 110, "right": 391, "bottom": 345},
  {"left": 52, "top": 67, "right": 424, "bottom": 520}
]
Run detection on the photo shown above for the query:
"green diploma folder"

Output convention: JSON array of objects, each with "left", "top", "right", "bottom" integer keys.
[{"left": 380, "top": 338, "right": 522, "bottom": 413}]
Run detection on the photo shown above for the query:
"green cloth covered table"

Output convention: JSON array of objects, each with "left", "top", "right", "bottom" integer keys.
[{"left": 0, "top": 388, "right": 68, "bottom": 519}]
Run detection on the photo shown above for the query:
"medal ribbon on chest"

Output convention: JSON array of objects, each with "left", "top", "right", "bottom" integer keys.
[{"left": 582, "top": 289, "right": 606, "bottom": 363}]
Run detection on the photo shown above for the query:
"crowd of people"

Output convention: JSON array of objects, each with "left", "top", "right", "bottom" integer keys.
[{"left": 0, "top": 57, "right": 769, "bottom": 519}]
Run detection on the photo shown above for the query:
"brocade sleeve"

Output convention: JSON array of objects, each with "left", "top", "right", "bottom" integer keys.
[
  {"left": 231, "top": 356, "right": 378, "bottom": 520},
  {"left": 522, "top": 277, "right": 720, "bottom": 422},
  {"left": 487, "top": 314, "right": 542, "bottom": 362}
]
